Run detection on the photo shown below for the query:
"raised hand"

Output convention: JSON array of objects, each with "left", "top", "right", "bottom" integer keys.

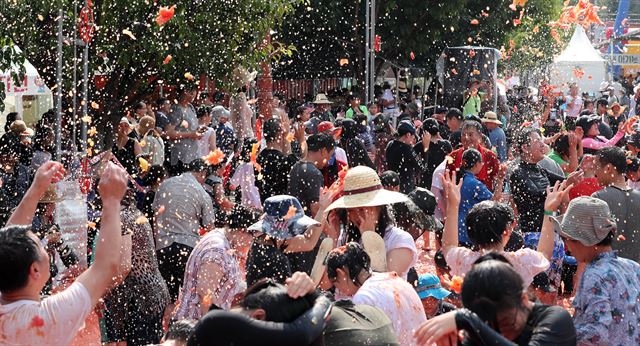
[
  {"left": 414, "top": 311, "right": 458, "bottom": 346},
  {"left": 442, "top": 170, "right": 462, "bottom": 207},
  {"left": 32, "top": 161, "right": 66, "bottom": 194},
  {"left": 98, "top": 162, "right": 129, "bottom": 202},
  {"left": 544, "top": 180, "right": 573, "bottom": 212},
  {"left": 285, "top": 271, "right": 316, "bottom": 299}
]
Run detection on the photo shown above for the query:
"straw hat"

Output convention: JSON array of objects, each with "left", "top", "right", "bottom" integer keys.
[
  {"left": 481, "top": 111, "right": 502, "bottom": 125},
  {"left": 325, "top": 166, "right": 408, "bottom": 212},
  {"left": 607, "top": 102, "right": 626, "bottom": 116},
  {"left": 397, "top": 79, "right": 408, "bottom": 93},
  {"left": 313, "top": 93, "right": 333, "bottom": 105},
  {"left": 10, "top": 120, "right": 27, "bottom": 134}
]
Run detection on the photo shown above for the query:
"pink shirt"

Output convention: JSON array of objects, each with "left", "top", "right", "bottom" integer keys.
[
  {"left": 173, "top": 230, "right": 245, "bottom": 320},
  {"left": 352, "top": 272, "right": 427, "bottom": 346},
  {"left": 444, "top": 247, "right": 549, "bottom": 287},
  {"left": 0, "top": 282, "right": 92, "bottom": 346},
  {"left": 582, "top": 130, "right": 624, "bottom": 151}
]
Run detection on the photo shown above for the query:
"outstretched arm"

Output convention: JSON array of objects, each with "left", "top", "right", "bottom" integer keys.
[
  {"left": 441, "top": 170, "right": 462, "bottom": 255},
  {"left": 76, "top": 163, "right": 130, "bottom": 306},
  {"left": 7, "top": 161, "right": 66, "bottom": 226}
]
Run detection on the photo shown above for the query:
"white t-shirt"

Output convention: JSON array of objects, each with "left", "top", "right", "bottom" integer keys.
[
  {"left": 334, "top": 147, "right": 348, "bottom": 166},
  {"left": 383, "top": 226, "right": 418, "bottom": 279},
  {"left": 198, "top": 127, "right": 215, "bottom": 157},
  {"left": 0, "top": 282, "right": 92, "bottom": 346},
  {"left": 353, "top": 272, "right": 427, "bottom": 346},
  {"left": 229, "top": 162, "right": 262, "bottom": 210},
  {"left": 444, "top": 247, "right": 549, "bottom": 287},
  {"left": 565, "top": 95, "right": 583, "bottom": 118},
  {"left": 382, "top": 89, "right": 396, "bottom": 113}
]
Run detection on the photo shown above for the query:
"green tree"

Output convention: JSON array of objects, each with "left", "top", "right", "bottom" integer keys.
[
  {"left": 276, "top": 0, "right": 563, "bottom": 82},
  {"left": 1, "top": 0, "right": 300, "bottom": 146}
]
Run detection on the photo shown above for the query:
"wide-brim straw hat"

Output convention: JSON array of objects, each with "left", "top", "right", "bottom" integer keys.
[
  {"left": 313, "top": 93, "right": 333, "bottom": 105},
  {"left": 397, "top": 79, "right": 408, "bottom": 93},
  {"left": 325, "top": 166, "right": 408, "bottom": 212},
  {"left": 481, "top": 111, "right": 502, "bottom": 125},
  {"left": 607, "top": 103, "right": 626, "bottom": 115}
]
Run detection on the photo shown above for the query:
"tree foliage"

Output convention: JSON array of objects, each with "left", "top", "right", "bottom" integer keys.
[
  {"left": 1, "top": 0, "right": 300, "bottom": 144},
  {"left": 276, "top": 0, "right": 563, "bottom": 80}
]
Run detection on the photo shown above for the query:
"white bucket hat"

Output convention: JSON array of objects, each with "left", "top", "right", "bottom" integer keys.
[
  {"left": 325, "top": 166, "right": 408, "bottom": 212},
  {"left": 313, "top": 93, "right": 333, "bottom": 105}
]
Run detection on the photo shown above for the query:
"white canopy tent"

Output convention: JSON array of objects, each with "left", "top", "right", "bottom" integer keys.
[
  {"left": 548, "top": 26, "right": 608, "bottom": 94},
  {"left": 0, "top": 47, "right": 53, "bottom": 133}
]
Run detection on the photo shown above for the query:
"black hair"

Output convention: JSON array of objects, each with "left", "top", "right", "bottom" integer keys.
[
  {"left": 472, "top": 252, "right": 511, "bottom": 266},
  {"left": 0, "top": 226, "right": 41, "bottom": 292},
  {"left": 240, "top": 278, "right": 314, "bottom": 323},
  {"left": 326, "top": 242, "right": 371, "bottom": 286},
  {"left": 142, "top": 165, "right": 167, "bottom": 186},
  {"left": 446, "top": 108, "right": 463, "bottom": 121},
  {"left": 187, "top": 158, "right": 209, "bottom": 173},
  {"left": 596, "top": 146, "right": 627, "bottom": 174},
  {"left": 33, "top": 125, "right": 55, "bottom": 153},
  {"left": 461, "top": 120, "right": 482, "bottom": 134},
  {"left": 421, "top": 118, "right": 440, "bottom": 136},
  {"left": 583, "top": 99, "right": 594, "bottom": 108},
  {"left": 213, "top": 91, "right": 225, "bottom": 102},
  {"left": 342, "top": 205, "right": 396, "bottom": 243},
  {"left": 551, "top": 134, "right": 570, "bottom": 158},
  {"left": 434, "top": 249, "right": 450, "bottom": 270},
  {"left": 134, "top": 101, "right": 146, "bottom": 111},
  {"left": 627, "top": 156, "right": 640, "bottom": 173},
  {"left": 461, "top": 259, "right": 525, "bottom": 329},
  {"left": 165, "top": 319, "right": 197, "bottom": 342},
  {"left": 461, "top": 148, "right": 482, "bottom": 171},
  {"left": 380, "top": 170, "right": 400, "bottom": 188},
  {"left": 4, "top": 112, "right": 18, "bottom": 132},
  {"left": 515, "top": 127, "right": 540, "bottom": 153},
  {"left": 263, "top": 118, "right": 283, "bottom": 142},
  {"left": 466, "top": 201, "right": 515, "bottom": 247},
  {"left": 0, "top": 133, "right": 20, "bottom": 157},
  {"left": 393, "top": 200, "right": 430, "bottom": 239},
  {"left": 307, "top": 133, "right": 335, "bottom": 153},
  {"left": 596, "top": 231, "right": 615, "bottom": 246},
  {"left": 156, "top": 97, "right": 169, "bottom": 107},
  {"left": 196, "top": 106, "right": 212, "bottom": 119},
  {"left": 239, "top": 137, "right": 259, "bottom": 162},
  {"left": 596, "top": 98, "right": 608, "bottom": 109}
]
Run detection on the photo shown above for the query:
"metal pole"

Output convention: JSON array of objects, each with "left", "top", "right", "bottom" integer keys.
[
  {"left": 364, "top": 0, "right": 370, "bottom": 104},
  {"left": 55, "top": 9, "right": 64, "bottom": 160},
  {"left": 72, "top": 2, "right": 78, "bottom": 151},
  {"left": 81, "top": 25, "right": 89, "bottom": 153},
  {"left": 369, "top": 0, "right": 376, "bottom": 104}
]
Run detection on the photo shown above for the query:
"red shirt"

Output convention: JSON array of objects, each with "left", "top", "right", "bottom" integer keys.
[
  {"left": 569, "top": 177, "right": 602, "bottom": 200},
  {"left": 446, "top": 145, "right": 499, "bottom": 191}
]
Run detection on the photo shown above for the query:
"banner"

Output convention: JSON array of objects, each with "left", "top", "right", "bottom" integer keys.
[{"left": 602, "top": 54, "right": 640, "bottom": 66}]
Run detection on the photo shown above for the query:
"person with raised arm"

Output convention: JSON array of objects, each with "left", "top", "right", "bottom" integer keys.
[
  {"left": 0, "top": 161, "right": 132, "bottom": 345},
  {"left": 440, "top": 169, "right": 572, "bottom": 287}
]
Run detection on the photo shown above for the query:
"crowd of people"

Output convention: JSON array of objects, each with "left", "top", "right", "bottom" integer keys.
[{"left": 1, "top": 76, "right": 640, "bottom": 346}]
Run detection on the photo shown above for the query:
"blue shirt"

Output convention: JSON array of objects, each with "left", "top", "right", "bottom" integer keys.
[
  {"left": 573, "top": 251, "right": 640, "bottom": 346},
  {"left": 458, "top": 171, "right": 493, "bottom": 244},
  {"left": 488, "top": 127, "right": 507, "bottom": 162}
]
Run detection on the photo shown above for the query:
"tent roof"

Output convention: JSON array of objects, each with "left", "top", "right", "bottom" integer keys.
[{"left": 555, "top": 26, "right": 605, "bottom": 63}]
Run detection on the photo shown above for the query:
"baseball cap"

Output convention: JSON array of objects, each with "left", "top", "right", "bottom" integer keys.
[
  {"left": 552, "top": 196, "right": 617, "bottom": 246},
  {"left": 306, "top": 133, "right": 335, "bottom": 152},
  {"left": 397, "top": 121, "right": 416, "bottom": 136}
]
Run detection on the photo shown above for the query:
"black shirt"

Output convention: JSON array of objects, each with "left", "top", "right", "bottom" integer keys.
[
  {"left": 386, "top": 139, "right": 426, "bottom": 194},
  {"left": 341, "top": 138, "right": 374, "bottom": 169},
  {"left": 414, "top": 139, "right": 453, "bottom": 189},
  {"left": 509, "top": 161, "right": 564, "bottom": 234},
  {"left": 256, "top": 148, "right": 298, "bottom": 203},
  {"left": 246, "top": 239, "right": 292, "bottom": 286},
  {"left": 288, "top": 161, "right": 323, "bottom": 216},
  {"left": 458, "top": 304, "right": 576, "bottom": 346}
]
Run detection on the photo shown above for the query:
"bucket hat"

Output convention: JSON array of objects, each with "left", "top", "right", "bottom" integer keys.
[
  {"left": 416, "top": 273, "right": 450, "bottom": 300},
  {"left": 552, "top": 196, "right": 617, "bottom": 246},
  {"left": 325, "top": 166, "right": 408, "bottom": 212},
  {"left": 248, "top": 195, "right": 319, "bottom": 239}
]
